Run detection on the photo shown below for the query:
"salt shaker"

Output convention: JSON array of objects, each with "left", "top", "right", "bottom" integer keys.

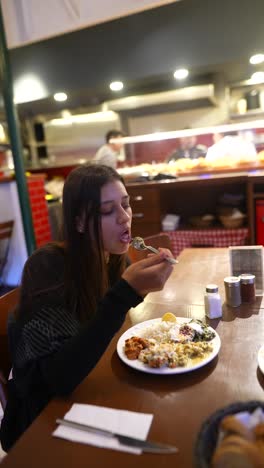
[
  {"left": 204, "top": 284, "right": 222, "bottom": 319},
  {"left": 224, "top": 276, "right": 241, "bottom": 307}
]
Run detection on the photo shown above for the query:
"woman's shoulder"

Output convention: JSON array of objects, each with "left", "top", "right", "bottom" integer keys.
[
  {"left": 23, "top": 242, "right": 66, "bottom": 289},
  {"left": 26, "top": 242, "right": 65, "bottom": 268}
]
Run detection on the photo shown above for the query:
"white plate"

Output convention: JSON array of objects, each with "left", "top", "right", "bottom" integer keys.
[
  {"left": 117, "top": 317, "right": 221, "bottom": 375},
  {"left": 258, "top": 344, "right": 264, "bottom": 374}
]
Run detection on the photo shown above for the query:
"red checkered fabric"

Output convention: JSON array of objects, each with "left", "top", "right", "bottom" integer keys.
[{"left": 162, "top": 228, "right": 249, "bottom": 258}]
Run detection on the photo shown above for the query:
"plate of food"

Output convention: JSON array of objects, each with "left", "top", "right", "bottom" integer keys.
[{"left": 117, "top": 313, "right": 221, "bottom": 374}]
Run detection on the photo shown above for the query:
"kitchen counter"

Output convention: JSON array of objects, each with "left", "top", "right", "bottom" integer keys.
[{"left": 125, "top": 170, "right": 264, "bottom": 242}]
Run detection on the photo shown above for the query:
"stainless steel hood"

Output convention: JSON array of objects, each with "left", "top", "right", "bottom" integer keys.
[{"left": 103, "top": 84, "right": 221, "bottom": 113}]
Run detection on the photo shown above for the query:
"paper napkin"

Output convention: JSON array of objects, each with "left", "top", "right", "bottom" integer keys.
[{"left": 53, "top": 404, "right": 153, "bottom": 455}]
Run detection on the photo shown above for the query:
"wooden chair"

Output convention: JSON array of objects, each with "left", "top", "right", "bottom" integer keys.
[
  {"left": 0, "top": 287, "right": 19, "bottom": 410},
  {"left": 128, "top": 233, "right": 173, "bottom": 263},
  {"left": 0, "top": 221, "right": 14, "bottom": 285}
]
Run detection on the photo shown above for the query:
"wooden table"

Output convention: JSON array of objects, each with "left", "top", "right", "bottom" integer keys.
[{"left": 2, "top": 248, "right": 264, "bottom": 467}]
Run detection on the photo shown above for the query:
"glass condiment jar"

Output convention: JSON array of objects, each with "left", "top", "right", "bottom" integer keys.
[
  {"left": 239, "top": 273, "right": 256, "bottom": 303},
  {"left": 204, "top": 284, "right": 222, "bottom": 319},
  {"left": 224, "top": 276, "right": 241, "bottom": 307}
]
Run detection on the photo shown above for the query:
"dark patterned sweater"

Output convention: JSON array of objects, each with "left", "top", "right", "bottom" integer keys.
[{"left": 0, "top": 249, "right": 142, "bottom": 452}]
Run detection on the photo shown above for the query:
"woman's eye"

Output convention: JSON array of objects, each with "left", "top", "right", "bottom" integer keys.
[
  {"left": 100, "top": 202, "right": 130, "bottom": 215},
  {"left": 101, "top": 210, "right": 113, "bottom": 216}
]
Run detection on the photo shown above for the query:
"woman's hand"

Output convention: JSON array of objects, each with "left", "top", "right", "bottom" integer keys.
[
  {"left": 122, "top": 251, "right": 174, "bottom": 297},
  {"left": 156, "top": 247, "right": 175, "bottom": 261}
]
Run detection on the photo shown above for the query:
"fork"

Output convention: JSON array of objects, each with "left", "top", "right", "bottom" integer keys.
[{"left": 131, "top": 237, "right": 178, "bottom": 264}]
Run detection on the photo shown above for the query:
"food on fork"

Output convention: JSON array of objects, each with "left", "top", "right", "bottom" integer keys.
[{"left": 130, "top": 236, "right": 178, "bottom": 264}]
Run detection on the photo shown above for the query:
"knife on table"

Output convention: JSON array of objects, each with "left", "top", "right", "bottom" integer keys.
[{"left": 56, "top": 418, "right": 178, "bottom": 454}]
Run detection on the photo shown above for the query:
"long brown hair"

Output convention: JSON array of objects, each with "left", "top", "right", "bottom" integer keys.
[
  {"left": 62, "top": 164, "right": 127, "bottom": 320},
  {"left": 15, "top": 165, "right": 128, "bottom": 323}
]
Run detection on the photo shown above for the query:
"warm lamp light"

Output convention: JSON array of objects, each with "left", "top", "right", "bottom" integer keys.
[
  {"left": 250, "top": 72, "right": 264, "bottom": 84},
  {"left": 54, "top": 92, "right": 68, "bottom": 102},
  {"left": 250, "top": 54, "right": 264, "bottom": 65},
  {"left": 173, "top": 68, "right": 189, "bottom": 80},
  {"left": 109, "top": 81, "right": 124, "bottom": 91}
]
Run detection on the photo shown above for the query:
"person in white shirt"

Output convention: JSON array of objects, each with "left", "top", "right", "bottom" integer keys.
[
  {"left": 206, "top": 131, "right": 257, "bottom": 162},
  {"left": 93, "top": 130, "right": 124, "bottom": 169}
]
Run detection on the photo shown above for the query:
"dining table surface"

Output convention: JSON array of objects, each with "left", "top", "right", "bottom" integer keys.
[{"left": 2, "top": 247, "right": 264, "bottom": 467}]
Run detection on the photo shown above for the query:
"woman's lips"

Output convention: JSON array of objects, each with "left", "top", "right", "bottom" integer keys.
[{"left": 120, "top": 230, "right": 131, "bottom": 244}]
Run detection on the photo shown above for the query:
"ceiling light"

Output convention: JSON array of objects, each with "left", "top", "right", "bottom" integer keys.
[
  {"left": 54, "top": 92, "right": 68, "bottom": 102},
  {"left": 249, "top": 54, "right": 264, "bottom": 65},
  {"left": 250, "top": 71, "right": 264, "bottom": 84},
  {"left": 14, "top": 74, "right": 47, "bottom": 103},
  {"left": 173, "top": 68, "right": 189, "bottom": 80},
  {"left": 109, "top": 81, "right": 124, "bottom": 91}
]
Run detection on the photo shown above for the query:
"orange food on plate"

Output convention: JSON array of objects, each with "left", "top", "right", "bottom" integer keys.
[{"left": 124, "top": 336, "right": 150, "bottom": 360}]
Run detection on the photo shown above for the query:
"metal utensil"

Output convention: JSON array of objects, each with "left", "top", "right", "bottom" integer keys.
[
  {"left": 131, "top": 237, "right": 178, "bottom": 264},
  {"left": 56, "top": 418, "right": 178, "bottom": 454}
]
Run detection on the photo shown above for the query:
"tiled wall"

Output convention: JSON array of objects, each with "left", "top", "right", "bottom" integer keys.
[{"left": 27, "top": 175, "right": 52, "bottom": 247}]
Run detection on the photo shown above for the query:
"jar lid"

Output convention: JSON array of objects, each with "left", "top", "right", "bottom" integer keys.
[
  {"left": 206, "top": 283, "right": 219, "bottom": 293},
  {"left": 239, "top": 273, "right": 255, "bottom": 284},
  {"left": 224, "top": 276, "right": 240, "bottom": 286}
]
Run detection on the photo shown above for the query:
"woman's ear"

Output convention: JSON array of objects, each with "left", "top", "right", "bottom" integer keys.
[{"left": 76, "top": 215, "right": 85, "bottom": 233}]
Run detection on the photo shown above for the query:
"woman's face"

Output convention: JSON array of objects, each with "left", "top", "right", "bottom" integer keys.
[{"left": 100, "top": 180, "right": 132, "bottom": 255}]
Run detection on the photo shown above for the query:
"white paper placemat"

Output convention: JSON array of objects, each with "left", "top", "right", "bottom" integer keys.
[{"left": 53, "top": 404, "right": 153, "bottom": 455}]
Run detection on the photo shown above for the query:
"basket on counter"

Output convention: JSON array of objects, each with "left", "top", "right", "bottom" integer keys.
[
  {"left": 219, "top": 214, "right": 246, "bottom": 229},
  {"left": 189, "top": 215, "right": 215, "bottom": 229},
  {"left": 194, "top": 401, "right": 264, "bottom": 468}
]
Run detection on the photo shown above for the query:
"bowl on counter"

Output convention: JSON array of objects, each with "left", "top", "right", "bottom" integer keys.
[{"left": 194, "top": 400, "right": 264, "bottom": 468}]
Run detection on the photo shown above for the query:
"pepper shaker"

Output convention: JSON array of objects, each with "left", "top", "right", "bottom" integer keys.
[{"left": 224, "top": 276, "right": 241, "bottom": 307}]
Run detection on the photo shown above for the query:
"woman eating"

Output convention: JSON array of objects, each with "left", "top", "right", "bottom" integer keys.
[{"left": 0, "top": 164, "right": 174, "bottom": 451}]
